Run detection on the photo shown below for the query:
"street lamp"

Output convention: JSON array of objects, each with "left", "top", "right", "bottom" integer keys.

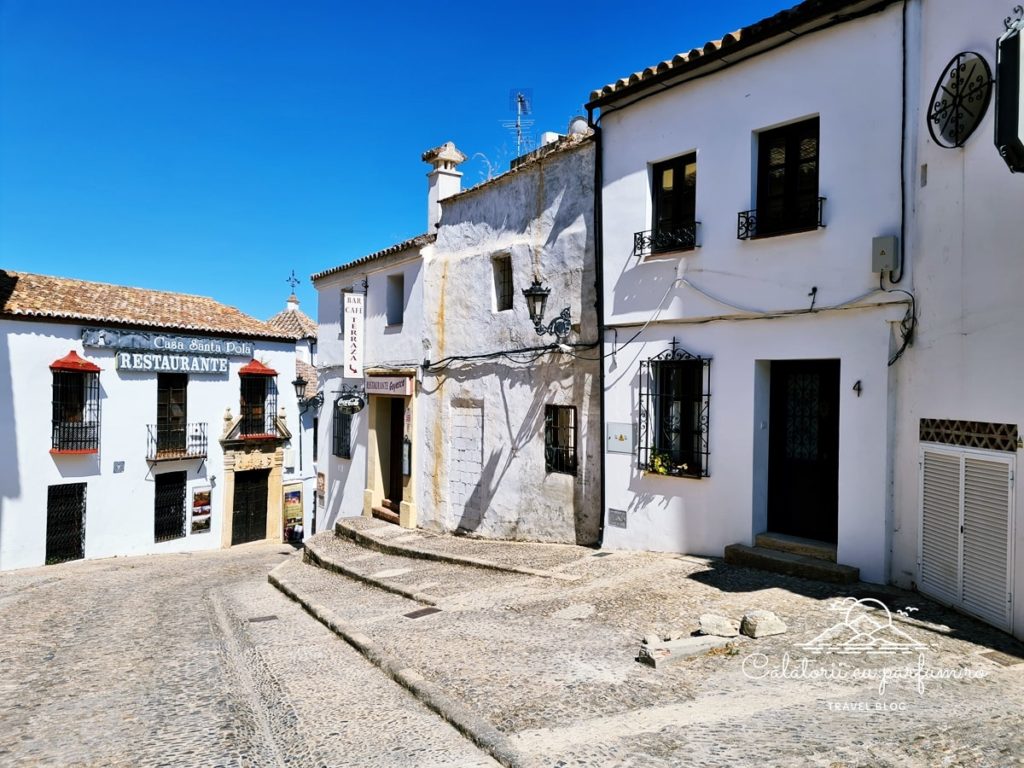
[
  {"left": 521, "top": 279, "right": 572, "bottom": 340},
  {"left": 292, "top": 375, "right": 324, "bottom": 413}
]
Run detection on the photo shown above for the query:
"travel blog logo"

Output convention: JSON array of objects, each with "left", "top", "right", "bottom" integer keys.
[{"left": 799, "top": 597, "right": 929, "bottom": 655}]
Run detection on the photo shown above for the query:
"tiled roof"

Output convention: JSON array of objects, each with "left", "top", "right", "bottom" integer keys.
[
  {"left": 268, "top": 305, "right": 317, "bottom": 340},
  {"left": 0, "top": 270, "right": 293, "bottom": 340},
  {"left": 587, "top": 0, "right": 895, "bottom": 106},
  {"left": 295, "top": 359, "right": 318, "bottom": 389},
  {"left": 311, "top": 233, "right": 435, "bottom": 283}
]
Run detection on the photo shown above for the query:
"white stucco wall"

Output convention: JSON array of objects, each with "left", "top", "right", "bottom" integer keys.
[
  {"left": 419, "top": 139, "right": 601, "bottom": 544},
  {"left": 597, "top": 4, "right": 907, "bottom": 581},
  {"left": 0, "top": 318, "right": 303, "bottom": 570},
  {"left": 891, "top": 0, "right": 1024, "bottom": 638},
  {"left": 314, "top": 248, "right": 426, "bottom": 530}
]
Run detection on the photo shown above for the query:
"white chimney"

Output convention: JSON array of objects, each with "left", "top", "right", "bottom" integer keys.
[
  {"left": 286, "top": 293, "right": 300, "bottom": 312},
  {"left": 422, "top": 141, "right": 466, "bottom": 231}
]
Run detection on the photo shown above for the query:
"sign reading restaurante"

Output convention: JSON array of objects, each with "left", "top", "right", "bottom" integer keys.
[{"left": 82, "top": 327, "right": 254, "bottom": 375}]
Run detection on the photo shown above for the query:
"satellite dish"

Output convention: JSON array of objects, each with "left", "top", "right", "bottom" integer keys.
[{"left": 568, "top": 116, "right": 590, "bottom": 135}]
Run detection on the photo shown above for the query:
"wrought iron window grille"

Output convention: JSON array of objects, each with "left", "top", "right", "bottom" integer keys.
[
  {"left": 154, "top": 471, "right": 187, "bottom": 543},
  {"left": 147, "top": 423, "right": 208, "bottom": 461},
  {"left": 333, "top": 402, "right": 352, "bottom": 459},
  {"left": 544, "top": 405, "right": 577, "bottom": 475},
  {"left": 737, "top": 197, "right": 826, "bottom": 240},
  {"left": 637, "top": 339, "right": 710, "bottom": 479},
  {"left": 240, "top": 375, "right": 279, "bottom": 438},
  {"left": 51, "top": 370, "right": 101, "bottom": 453},
  {"left": 634, "top": 222, "right": 701, "bottom": 257},
  {"left": 46, "top": 483, "right": 86, "bottom": 564}
]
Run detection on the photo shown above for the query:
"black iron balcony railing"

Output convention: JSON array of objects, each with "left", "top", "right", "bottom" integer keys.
[
  {"left": 51, "top": 421, "right": 100, "bottom": 453},
  {"left": 737, "top": 197, "right": 826, "bottom": 240},
  {"left": 147, "top": 422, "right": 208, "bottom": 461},
  {"left": 634, "top": 222, "right": 700, "bottom": 257}
]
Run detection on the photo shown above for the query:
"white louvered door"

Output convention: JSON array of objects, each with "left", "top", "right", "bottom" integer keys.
[{"left": 919, "top": 446, "right": 1014, "bottom": 632}]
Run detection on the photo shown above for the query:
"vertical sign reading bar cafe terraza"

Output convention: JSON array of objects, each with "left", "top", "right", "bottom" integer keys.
[{"left": 344, "top": 293, "right": 364, "bottom": 379}]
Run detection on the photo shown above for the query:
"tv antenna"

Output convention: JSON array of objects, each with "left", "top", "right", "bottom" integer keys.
[{"left": 502, "top": 89, "right": 534, "bottom": 157}]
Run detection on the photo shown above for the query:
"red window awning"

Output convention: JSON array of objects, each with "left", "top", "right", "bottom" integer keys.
[
  {"left": 239, "top": 359, "right": 277, "bottom": 376},
  {"left": 49, "top": 350, "right": 101, "bottom": 373}
]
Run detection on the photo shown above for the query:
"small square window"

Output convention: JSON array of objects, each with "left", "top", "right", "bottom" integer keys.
[
  {"left": 386, "top": 274, "right": 405, "bottom": 326},
  {"left": 544, "top": 405, "right": 577, "bottom": 475},
  {"left": 493, "top": 254, "right": 513, "bottom": 312}
]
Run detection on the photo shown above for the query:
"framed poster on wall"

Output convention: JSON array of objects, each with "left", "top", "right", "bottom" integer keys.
[
  {"left": 283, "top": 484, "right": 303, "bottom": 542},
  {"left": 191, "top": 487, "right": 212, "bottom": 534}
]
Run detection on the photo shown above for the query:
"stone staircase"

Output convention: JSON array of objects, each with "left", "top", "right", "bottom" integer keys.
[{"left": 723, "top": 532, "right": 859, "bottom": 584}]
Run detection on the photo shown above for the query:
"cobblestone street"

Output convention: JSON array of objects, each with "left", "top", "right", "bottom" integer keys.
[
  {"left": 4, "top": 528, "right": 1024, "bottom": 767},
  {"left": 0, "top": 543, "right": 498, "bottom": 768}
]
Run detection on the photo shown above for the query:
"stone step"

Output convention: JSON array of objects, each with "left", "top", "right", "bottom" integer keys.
[
  {"left": 723, "top": 543, "right": 859, "bottom": 584},
  {"left": 754, "top": 532, "right": 836, "bottom": 562},
  {"left": 371, "top": 506, "right": 400, "bottom": 525},
  {"left": 304, "top": 531, "right": 526, "bottom": 605}
]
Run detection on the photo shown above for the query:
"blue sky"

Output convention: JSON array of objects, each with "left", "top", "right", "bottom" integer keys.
[{"left": 0, "top": 0, "right": 792, "bottom": 320}]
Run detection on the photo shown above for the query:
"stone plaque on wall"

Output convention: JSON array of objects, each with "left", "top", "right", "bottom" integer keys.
[{"left": 607, "top": 508, "right": 628, "bottom": 529}]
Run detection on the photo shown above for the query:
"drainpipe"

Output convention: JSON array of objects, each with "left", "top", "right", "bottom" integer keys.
[{"left": 588, "top": 106, "right": 607, "bottom": 549}]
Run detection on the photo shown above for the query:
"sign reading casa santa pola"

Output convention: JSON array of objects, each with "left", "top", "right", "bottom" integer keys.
[
  {"left": 344, "top": 293, "right": 364, "bottom": 379},
  {"left": 82, "top": 327, "right": 253, "bottom": 356}
]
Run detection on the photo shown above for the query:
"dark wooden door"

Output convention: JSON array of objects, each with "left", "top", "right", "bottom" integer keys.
[
  {"left": 385, "top": 398, "right": 405, "bottom": 511},
  {"left": 232, "top": 470, "right": 269, "bottom": 545},
  {"left": 767, "top": 360, "right": 840, "bottom": 543},
  {"left": 156, "top": 373, "right": 187, "bottom": 454}
]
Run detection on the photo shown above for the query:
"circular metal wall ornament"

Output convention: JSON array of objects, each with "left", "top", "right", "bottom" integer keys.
[{"left": 927, "top": 52, "right": 994, "bottom": 148}]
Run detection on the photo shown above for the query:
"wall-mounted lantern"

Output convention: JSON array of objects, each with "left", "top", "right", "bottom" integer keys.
[
  {"left": 521, "top": 279, "right": 572, "bottom": 340},
  {"left": 292, "top": 375, "right": 324, "bottom": 413}
]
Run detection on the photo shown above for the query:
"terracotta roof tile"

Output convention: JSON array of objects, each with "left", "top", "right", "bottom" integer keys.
[
  {"left": 267, "top": 305, "right": 317, "bottom": 340},
  {"left": 0, "top": 270, "right": 292, "bottom": 340},
  {"left": 587, "top": 0, "right": 895, "bottom": 106},
  {"left": 295, "top": 359, "right": 318, "bottom": 389}
]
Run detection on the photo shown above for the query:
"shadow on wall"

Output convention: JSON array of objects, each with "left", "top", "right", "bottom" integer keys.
[
  {"left": 425, "top": 352, "right": 599, "bottom": 544},
  {"left": 0, "top": 290, "right": 20, "bottom": 558}
]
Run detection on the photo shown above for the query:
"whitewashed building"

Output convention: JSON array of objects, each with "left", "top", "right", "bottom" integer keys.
[
  {"left": 0, "top": 270, "right": 311, "bottom": 570},
  {"left": 420, "top": 132, "right": 600, "bottom": 543},
  {"left": 313, "top": 234, "right": 431, "bottom": 531},
  {"left": 889, "top": 0, "right": 1024, "bottom": 638},
  {"left": 589, "top": 0, "right": 912, "bottom": 583},
  {"left": 313, "top": 133, "right": 600, "bottom": 544}
]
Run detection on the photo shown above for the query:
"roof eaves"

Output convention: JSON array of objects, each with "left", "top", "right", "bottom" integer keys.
[
  {"left": 586, "top": 0, "right": 897, "bottom": 108},
  {"left": 310, "top": 233, "right": 435, "bottom": 284}
]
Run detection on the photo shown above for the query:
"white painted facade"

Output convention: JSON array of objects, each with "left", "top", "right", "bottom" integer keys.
[
  {"left": 314, "top": 244, "right": 428, "bottom": 531},
  {"left": 595, "top": 2, "right": 910, "bottom": 583},
  {"left": 420, "top": 136, "right": 601, "bottom": 543},
  {"left": 890, "top": 0, "right": 1024, "bottom": 639},
  {"left": 0, "top": 317, "right": 306, "bottom": 570}
]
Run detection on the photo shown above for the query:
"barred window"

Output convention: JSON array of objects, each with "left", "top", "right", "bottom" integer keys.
[
  {"left": 638, "top": 344, "right": 710, "bottom": 478},
  {"left": 493, "top": 254, "right": 513, "bottom": 311},
  {"left": 333, "top": 402, "right": 352, "bottom": 459},
  {"left": 51, "top": 368, "right": 101, "bottom": 453},
  {"left": 240, "top": 375, "right": 278, "bottom": 437},
  {"left": 545, "top": 405, "right": 577, "bottom": 475}
]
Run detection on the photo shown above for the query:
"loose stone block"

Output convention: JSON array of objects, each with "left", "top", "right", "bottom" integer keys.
[
  {"left": 699, "top": 613, "right": 740, "bottom": 637},
  {"left": 740, "top": 610, "right": 787, "bottom": 638}
]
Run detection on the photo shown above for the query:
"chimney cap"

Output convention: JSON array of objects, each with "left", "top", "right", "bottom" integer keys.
[{"left": 422, "top": 141, "right": 467, "bottom": 167}]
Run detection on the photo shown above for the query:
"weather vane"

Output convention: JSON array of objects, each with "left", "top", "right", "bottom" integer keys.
[{"left": 286, "top": 270, "right": 300, "bottom": 292}]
